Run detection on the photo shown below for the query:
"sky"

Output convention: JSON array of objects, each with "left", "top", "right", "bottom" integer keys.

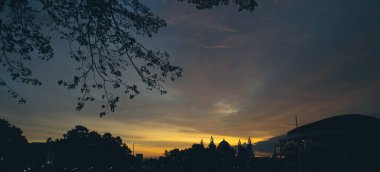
[{"left": 1, "top": 0, "right": 380, "bottom": 157}]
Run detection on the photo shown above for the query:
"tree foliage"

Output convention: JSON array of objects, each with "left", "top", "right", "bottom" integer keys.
[
  {"left": 42, "top": 0, "right": 183, "bottom": 116},
  {"left": 53, "top": 125, "right": 133, "bottom": 171},
  {"left": 0, "top": 0, "right": 53, "bottom": 104},
  {"left": 0, "top": 118, "right": 29, "bottom": 172},
  {"left": 0, "top": 0, "right": 257, "bottom": 116},
  {"left": 179, "top": 0, "right": 257, "bottom": 12}
]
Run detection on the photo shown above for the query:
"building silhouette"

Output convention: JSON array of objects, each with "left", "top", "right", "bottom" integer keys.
[{"left": 274, "top": 114, "right": 380, "bottom": 172}]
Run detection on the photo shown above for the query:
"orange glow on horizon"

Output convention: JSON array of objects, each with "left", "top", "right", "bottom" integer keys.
[
  {"left": 25, "top": 117, "right": 272, "bottom": 158},
  {"left": 29, "top": 134, "right": 271, "bottom": 158},
  {"left": 127, "top": 135, "right": 270, "bottom": 158}
]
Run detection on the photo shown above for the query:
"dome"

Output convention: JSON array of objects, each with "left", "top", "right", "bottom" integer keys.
[{"left": 217, "top": 139, "right": 231, "bottom": 150}]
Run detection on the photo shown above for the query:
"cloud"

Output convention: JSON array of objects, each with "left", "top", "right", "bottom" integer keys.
[
  {"left": 1, "top": 0, "right": 380, "bottom": 157},
  {"left": 199, "top": 45, "right": 230, "bottom": 49},
  {"left": 253, "top": 135, "right": 285, "bottom": 153},
  {"left": 166, "top": 13, "right": 237, "bottom": 33},
  {"left": 177, "top": 128, "right": 201, "bottom": 134}
]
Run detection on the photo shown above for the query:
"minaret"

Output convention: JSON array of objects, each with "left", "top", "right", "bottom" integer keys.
[
  {"left": 200, "top": 139, "right": 204, "bottom": 148},
  {"left": 237, "top": 139, "right": 243, "bottom": 157},
  {"left": 247, "top": 137, "right": 254, "bottom": 158},
  {"left": 209, "top": 136, "right": 216, "bottom": 150}
]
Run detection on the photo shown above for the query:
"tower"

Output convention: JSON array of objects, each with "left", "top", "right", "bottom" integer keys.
[
  {"left": 247, "top": 137, "right": 254, "bottom": 158},
  {"left": 237, "top": 139, "right": 244, "bottom": 157},
  {"left": 209, "top": 136, "right": 216, "bottom": 150},
  {"left": 132, "top": 142, "right": 135, "bottom": 156}
]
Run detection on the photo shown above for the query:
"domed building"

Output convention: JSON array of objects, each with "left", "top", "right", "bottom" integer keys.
[
  {"left": 274, "top": 114, "right": 380, "bottom": 172},
  {"left": 217, "top": 139, "right": 236, "bottom": 158},
  {"left": 237, "top": 137, "right": 255, "bottom": 159},
  {"left": 217, "top": 139, "right": 230, "bottom": 150}
]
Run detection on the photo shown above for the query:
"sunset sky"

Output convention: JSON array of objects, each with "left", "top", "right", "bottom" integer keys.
[{"left": 1, "top": 0, "right": 380, "bottom": 157}]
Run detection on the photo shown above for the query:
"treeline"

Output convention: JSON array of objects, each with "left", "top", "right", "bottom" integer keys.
[
  {"left": 0, "top": 118, "right": 136, "bottom": 172},
  {"left": 0, "top": 118, "right": 279, "bottom": 172}
]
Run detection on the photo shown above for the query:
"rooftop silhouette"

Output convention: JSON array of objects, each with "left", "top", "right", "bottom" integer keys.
[{"left": 1, "top": 114, "right": 380, "bottom": 171}]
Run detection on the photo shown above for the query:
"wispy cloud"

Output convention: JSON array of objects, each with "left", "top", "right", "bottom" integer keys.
[
  {"left": 199, "top": 45, "right": 230, "bottom": 49},
  {"left": 1, "top": 0, "right": 380, "bottom": 157}
]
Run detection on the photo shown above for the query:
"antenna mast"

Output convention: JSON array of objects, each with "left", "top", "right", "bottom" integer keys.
[{"left": 132, "top": 142, "right": 135, "bottom": 156}]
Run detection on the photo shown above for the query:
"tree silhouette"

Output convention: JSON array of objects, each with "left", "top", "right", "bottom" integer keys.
[
  {"left": 0, "top": 0, "right": 257, "bottom": 116},
  {"left": 0, "top": 118, "right": 29, "bottom": 172},
  {"left": 53, "top": 125, "right": 133, "bottom": 171},
  {"left": 179, "top": 0, "right": 257, "bottom": 12}
]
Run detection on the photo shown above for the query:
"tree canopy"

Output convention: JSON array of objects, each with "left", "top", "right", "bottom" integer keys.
[
  {"left": 0, "top": 0, "right": 257, "bottom": 116},
  {"left": 0, "top": 118, "right": 29, "bottom": 172},
  {"left": 53, "top": 125, "right": 133, "bottom": 171},
  {"left": 0, "top": 118, "right": 267, "bottom": 172}
]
